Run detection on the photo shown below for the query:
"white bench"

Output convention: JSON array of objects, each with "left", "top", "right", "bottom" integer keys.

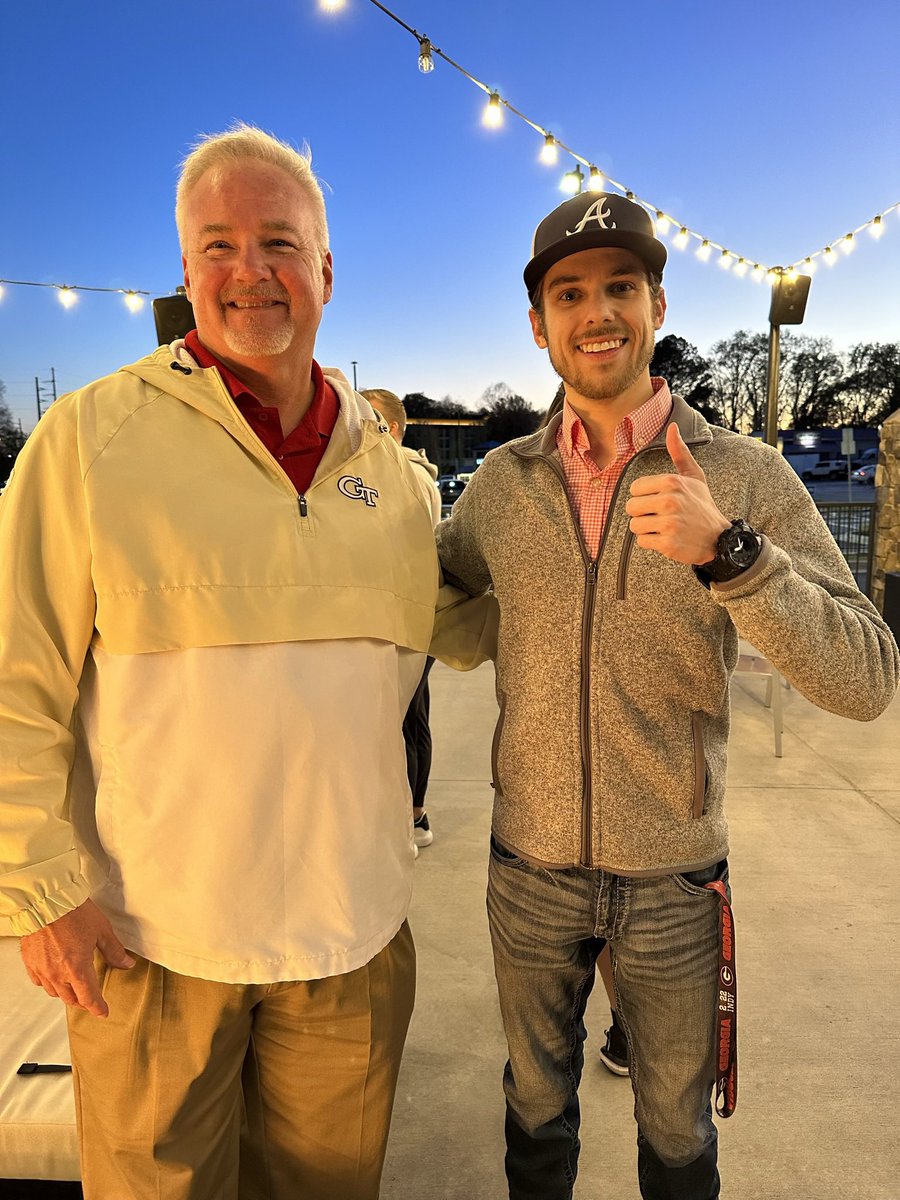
[{"left": 0, "top": 935, "right": 80, "bottom": 1185}]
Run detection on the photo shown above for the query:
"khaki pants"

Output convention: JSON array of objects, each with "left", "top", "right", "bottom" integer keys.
[{"left": 67, "top": 922, "right": 415, "bottom": 1200}]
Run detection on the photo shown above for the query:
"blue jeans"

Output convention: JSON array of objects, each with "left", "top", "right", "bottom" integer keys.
[{"left": 487, "top": 837, "right": 727, "bottom": 1200}]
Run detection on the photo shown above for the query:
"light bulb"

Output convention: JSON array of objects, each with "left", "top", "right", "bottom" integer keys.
[
  {"left": 751, "top": 265, "right": 765, "bottom": 282},
  {"left": 540, "top": 134, "right": 558, "bottom": 165},
  {"left": 870, "top": 215, "right": 884, "bottom": 238},
  {"left": 655, "top": 212, "right": 671, "bottom": 238},
  {"left": 482, "top": 92, "right": 503, "bottom": 128},
  {"left": 733, "top": 258, "right": 748, "bottom": 277},
  {"left": 696, "top": 240, "right": 711, "bottom": 262},
  {"left": 0, "top": 283, "right": 5, "bottom": 302},
  {"left": 560, "top": 164, "right": 584, "bottom": 195},
  {"left": 319, "top": 0, "right": 345, "bottom": 10},
  {"left": 674, "top": 226, "right": 689, "bottom": 250},
  {"left": 803, "top": 257, "right": 817, "bottom": 275},
  {"left": 718, "top": 250, "right": 732, "bottom": 270},
  {"left": 418, "top": 38, "right": 434, "bottom": 73},
  {"left": 588, "top": 167, "right": 604, "bottom": 192},
  {"left": 840, "top": 233, "right": 855, "bottom": 254},
  {"left": 124, "top": 291, "right": 144, "bottom": 313},
  {"left": 823, "top": 246, "right": 836, "bottom": 266},
  {"left": 57, "top": 287, "right": 77, "bottom": 309}
]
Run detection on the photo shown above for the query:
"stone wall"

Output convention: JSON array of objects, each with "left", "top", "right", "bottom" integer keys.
[{"left": 871, "top": 409, "right": 900, "bottom": 613}]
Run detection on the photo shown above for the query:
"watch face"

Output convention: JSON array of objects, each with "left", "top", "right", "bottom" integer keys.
[{"left": 726, "top": 529, "right": 758, "bottom": 568}]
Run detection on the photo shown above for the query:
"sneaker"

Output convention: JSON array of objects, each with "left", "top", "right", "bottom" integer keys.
[
  {"left": 413, "top": 811, "right": 434, "bottom": 848},
  {"left": 599, "top": 1014, "right": 630, "bottom": 1076}
]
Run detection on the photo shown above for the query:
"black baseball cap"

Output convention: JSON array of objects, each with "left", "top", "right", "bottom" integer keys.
[{"left": 524, "top": 192, "right": 667, "bottom": 303}]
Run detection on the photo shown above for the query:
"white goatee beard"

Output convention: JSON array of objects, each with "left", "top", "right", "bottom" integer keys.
[{"left": 222, "top": 323, "right": 294, "bottom": 359}]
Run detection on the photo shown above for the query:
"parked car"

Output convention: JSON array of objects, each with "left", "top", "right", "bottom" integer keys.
[
  {"left": 802, "top": 458, "right": 848, "bottom": 481},
  {"left": 851, "top": 464, "right": 876, "bottom": 486},
  {"left": 439, "top": 477, "right": 467, "bottom": 517}
]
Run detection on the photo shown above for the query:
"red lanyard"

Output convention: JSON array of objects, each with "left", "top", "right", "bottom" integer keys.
[{"left": 705, "top": 879, "right": 737, "bottom": 1118}]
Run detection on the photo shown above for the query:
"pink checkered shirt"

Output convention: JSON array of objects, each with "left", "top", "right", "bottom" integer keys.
[{"left": 556, "top": 378, "right": 673, "bottom": 558}]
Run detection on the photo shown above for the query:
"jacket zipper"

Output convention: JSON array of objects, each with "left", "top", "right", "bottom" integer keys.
[
  {"left": 298, "top": 495, "right": 308, "bottom": 518},
  {"left": 541, "top": 448, "right": 669, "bottom": 867}
]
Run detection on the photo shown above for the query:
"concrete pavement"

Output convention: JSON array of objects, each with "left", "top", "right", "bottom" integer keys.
[{"left": 380, "top": 660, "right": 900, "bottom": 1200}]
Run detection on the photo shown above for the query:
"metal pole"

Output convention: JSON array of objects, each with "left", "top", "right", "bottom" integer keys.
[
  {"left": 764, "top": 322, "right": 780, "bottom": 447},
  {"left": 351, "top": 361, "right": 358, "bottom": 390},
  {"left": 35, "top": 377, "right": 42, "bottom": 422},
  {"left": 49, "top": 367, "right": 57, "bottom": 404}
]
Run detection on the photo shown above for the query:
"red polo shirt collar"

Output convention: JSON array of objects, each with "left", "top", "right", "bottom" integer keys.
[{"left": 183, "top": 330, "right": 339, "bottom": 494}]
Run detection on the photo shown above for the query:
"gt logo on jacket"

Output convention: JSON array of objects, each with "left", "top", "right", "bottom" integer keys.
[{"left": 338, "top": 475, "right": 380, "bottom": 507}]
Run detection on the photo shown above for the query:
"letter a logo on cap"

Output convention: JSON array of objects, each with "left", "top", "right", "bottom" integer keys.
[{"left": 567, "top": 198, "right": 617, "bottom": 237}]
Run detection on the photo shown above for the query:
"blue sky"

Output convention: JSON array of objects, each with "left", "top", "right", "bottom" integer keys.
[{"left": 2, "top": 0, "right": 899, "bottom": 431}]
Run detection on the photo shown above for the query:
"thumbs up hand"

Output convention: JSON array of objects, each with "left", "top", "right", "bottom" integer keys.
[{"left": 625, "top": 424, "right": 731, "bottom": 566}]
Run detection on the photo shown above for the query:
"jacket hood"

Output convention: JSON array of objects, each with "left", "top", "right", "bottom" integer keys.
[
  {"left": 120, "top": 342, "right": 382, "bottom": 458},
  {"left": 403, "top": 445, "right": 439, "bottom": 482}
]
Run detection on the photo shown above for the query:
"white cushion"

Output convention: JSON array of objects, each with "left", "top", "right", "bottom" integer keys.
[{"left": 0, "top": 935, "right": 79, "bottom": 1180}]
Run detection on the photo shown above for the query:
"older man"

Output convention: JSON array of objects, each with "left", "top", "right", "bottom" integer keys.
[
  {"left": 437, "top": 190, "right": 899, "bottom": 1200},
  {"left": 0, "top": 124, "right": 454, "bottom": 1200}
]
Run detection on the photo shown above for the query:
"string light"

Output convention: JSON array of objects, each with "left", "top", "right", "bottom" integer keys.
[
  {"left": 417, "top": 36, "right": 434, "bottom": 73},
  {"left": 588, "top": 166, "right": 605, "bottom": 192},
  {"left": 803, "top": 257, "right": 817, "bottom": 274},
  {"left": 482, "top": 91, "right": 503, "bottom": 128},
  {"left": 655, "top": 212, "right": 671, "bottom": 238},
  {"left": 0, "top": 278, "right": 152, "bottom": 312},
  {"left": 733, "top": 258, "right": 748, "bottom": 277},
  {"left": 751, "top": 265, "right": 765, "bottom": 283},
  {"left": 560, "top": 163, "right": 584, "bottom": 195},
  {"left": 839, "top": 233, "right": 855, "bottom": 255},
  {"left": 324, "top": 0, "right": 899, "bottom": 288}
]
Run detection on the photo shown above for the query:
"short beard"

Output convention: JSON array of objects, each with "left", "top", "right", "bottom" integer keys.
[
  {"left": 548, "top": 337, "right": 656, "bottom": 401},
  {"left": 222, "top": 322, "right": 293, "bottom": 359}
]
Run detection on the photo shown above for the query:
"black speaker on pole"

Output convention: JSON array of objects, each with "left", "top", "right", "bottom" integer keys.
[
  {"left": 769, "top": 273, "right": 812, "bottom": 326},
  {"left": 152, "top": 290, "right": 196, "bottom": 345},
  {"left": 883, "top": 572, "right": 900, "bottom": 643}
]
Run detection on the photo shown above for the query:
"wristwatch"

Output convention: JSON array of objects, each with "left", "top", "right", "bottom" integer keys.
[{"left": 694, "top": 520, "right": 762, "bottom": 587}]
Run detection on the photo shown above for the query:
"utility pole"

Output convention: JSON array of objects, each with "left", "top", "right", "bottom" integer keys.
[
  {"left": 34, "top": 368, "right": 58, "bottom": 421},
  {"left": 351, "top": 361, "right": 358, "bottom": 390}
]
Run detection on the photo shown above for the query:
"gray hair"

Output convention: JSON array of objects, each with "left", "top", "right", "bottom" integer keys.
[{"left": 175, "top": 122, "right": 328, "bottom": 252}]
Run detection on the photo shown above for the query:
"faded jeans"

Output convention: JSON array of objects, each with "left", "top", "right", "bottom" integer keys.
[{"left": 487, "top": 836, "right": 728, "bottom": 1200}]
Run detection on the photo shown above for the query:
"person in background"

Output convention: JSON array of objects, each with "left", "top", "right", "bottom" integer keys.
[
  {"left": 0, "top": 124, "right": 487, "bottom": 1200},
  {"left": 364, "top": 388, "right": 441, "bottom": 851},
  {"left": 437, "top": 188, "right": 898, "bottom": 1200}
]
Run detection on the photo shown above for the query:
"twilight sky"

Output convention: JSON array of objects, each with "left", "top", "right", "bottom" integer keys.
[{"left": 2, "top": 0, "right": 899, "bottom": 431}]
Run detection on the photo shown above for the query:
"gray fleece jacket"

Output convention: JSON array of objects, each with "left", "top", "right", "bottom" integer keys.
[{"left": 436, "top": 395, "right": 899, "bottom": 876}]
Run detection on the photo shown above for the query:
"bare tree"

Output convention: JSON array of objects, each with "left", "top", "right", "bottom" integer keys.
[
  {"left": 708, "top": 331, "right": 769, "bottom": 432},
  {"left": 478, "top": 382, "right": 541, "bottom": 443},
  {"left": 778, "top": 333, "right": 845, "bottom": 430},
  {"left": 828, "top": 342, "right": 900, "bottom": 427}
]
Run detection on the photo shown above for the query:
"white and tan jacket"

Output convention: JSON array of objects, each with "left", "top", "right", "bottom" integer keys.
[{"left": 0, "top": 344, "right": 490, "bottom": 981}]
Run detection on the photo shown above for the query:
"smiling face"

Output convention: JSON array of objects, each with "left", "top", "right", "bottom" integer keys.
[
  {"left": 181, "top": 159, "right": 333, "bottom": 376},
  {"left": 529, "top": 247, "right": 666, "bottom": 416}
]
